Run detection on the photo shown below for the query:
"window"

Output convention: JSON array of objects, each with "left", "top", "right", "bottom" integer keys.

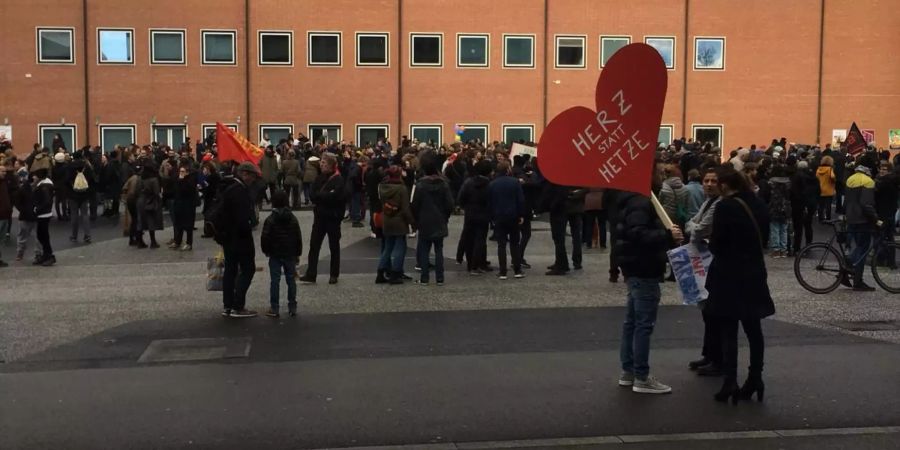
[
  {"left": 694, "top": 37, "right": 725, "bottom": 70},
  {"left": 658, "top": 125, "right": 675, "bottom": 146},
  {"left": 201, "top": 123, "right": 238, "bottom": 141},
  {"left": 152, "top": 125, "right": 187, "bottom": 148},
  {"left": 410, "top": 33, "right": 442, "bottom": 67},
  {"left": 309, "top": 124, "right": 342, "bottom": 144},
  {"left": 645, "top": 36, "right": 675, "bottom": 70},
  {"left": 356, "top": 33, "right": 388, "bottom": 66},
  {"left": 356, "top": 125, "right": 389, "bottom": 147},
  {"left": 202, "top": 30, "right": 236, "bottom": 65},
  {"left": 37, "top": 28, "right": 74, "bottom": 64},
  {"left": 600, "top": 36, "right": 630, "bottom": 68},
  {"left": 410, "top": 125, "right": 442, "bottom": 145},
  {"left": 99, "top": 125, "right": 136, "bottom": 152},
  {"left": 555, "top": 35, "right": 585, "bottom": 69},
  {"left": 39, "top": 125, "right": 76, "bottom": 152},
  {"left": 150, "top": 30, "right": 185, "bottom": 64},
  {"left": 457, "top": 34, "right": 488, "bottom": 68},
  {"left": 503, "top": 34, "right": 534, "bottom": 68},
  {"left": 259, "top": 125, "right": 294, "bottom": 146},
  {"left": 259, "top": 31, "right": 292, "bottom": 66},
  {"left": 309, "top": 32, "right": 341, "bottom": 66},
  {"left": 692, "top": 125, "right": 723, "bottom": 148},
  {"left": 502, "top": 125, "right": 534, "bottom": 144},
  {"left": 98, "top": 28, "right": 134, "bottom": 64},
  {"left": 460, "top": 125, "right": 488, "bottom": 143}
]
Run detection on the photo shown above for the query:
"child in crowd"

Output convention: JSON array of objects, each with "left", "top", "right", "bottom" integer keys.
[{"left": 260, "top": 190, "right": 303, "bottom": 317}]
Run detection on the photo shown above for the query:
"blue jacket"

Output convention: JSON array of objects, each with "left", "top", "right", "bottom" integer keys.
[{"left": 488, "top": 174, "right": 525, "bottom": 223}]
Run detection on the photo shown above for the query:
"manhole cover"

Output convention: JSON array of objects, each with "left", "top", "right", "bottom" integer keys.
[
  {"left": 829, "top": 320, "right": 900, "bottom": 331},
  {"left": 138, "top": 337, "right": 251, "bottom": 364}
]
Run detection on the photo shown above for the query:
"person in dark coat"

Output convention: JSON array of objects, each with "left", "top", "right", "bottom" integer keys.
[
  {"left": 102, "top": 151, "right": 123, "bottom": 217},
  {"left": 221, "top": 162, "right": 261, "bottom": 318},
  {"left": 411, "top": 152, "right": 454, "bottom": 285},
  {"left": 32, "top": 168, "right": 56, "bottom": 266},
  {"left": 137, "top": 164, "right": 163, "bottom": 248},
  {"left": 65, "top": 150, "right": 96, "bottom": 243},
  {"left": 13, "top": 168, "right": 40, "bottom": 262},
  {"left": 456, "top": 160, "right": 492, "bottom": 274},
  {"left": 365, "top": 157, "right": 386, "bottom": 237},
  {"left": 518, "top": 157, "right": 542, "bottom": 269},
  {"left": 376, "top": 165, "right": 415, "bottom": 284},
  {"left": 51, "top": 152, "right": 70, "bottom": 220},
  {"left": 789, "top": 160, "right": 819, "bottom": 254},
  {"left": 199, "top": 161, "right": 220, "bottom": 237},
  {"left": 299, "top": 154, "right": 346, "bottom": 285},
  {"left": 170, "top": 165, "right": 198, "bottom": 251},
  {"left": 488, "top": 161, "right": 526, "bottom": 279},
  {"left": 261, "top": 190, "right": 303, "bottom": 318},
  {"left": 875, "top": 161, "right": 899, "bottom": 267},
  {"left": 705, "top": 166, "right": 775, "bottom": 404},
  {"left": 543, "top": 183, "right": 587, "bottom": 275}
]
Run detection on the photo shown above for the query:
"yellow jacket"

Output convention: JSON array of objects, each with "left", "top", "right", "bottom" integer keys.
[{"left": 816, "top": 166, "right": 836, "bottom": 197}]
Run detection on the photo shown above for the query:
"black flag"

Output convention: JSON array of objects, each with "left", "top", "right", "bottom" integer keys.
[{"left": 845, "top": 122, "right": 867, "bottom": 156}]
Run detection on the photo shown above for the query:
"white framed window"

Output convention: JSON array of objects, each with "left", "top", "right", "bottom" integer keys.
[
  {"left": 356, "top": 32, "right": 388, "bottom": 67},
  {"left": 503, "top": 34, "right": 535, "bottom": 68},
  {"left": 38, "top": 125, "right": 77, "bottom": 152},
  {"left": 645, "top": 36, "right": 675, "bottom": 70},
  {"left": 692, "top": 124, "right": 724, "bottom": 148},
  {"left": 410, "top": 124, "right": 442, "bottom": 145},
  {"left": 600, "top": 36, "right": 630, "bottom": 68},
  {"left": 694, "top": 37, "right": 725, "bottom": 70},
  {"left": 308, "top": 31, "right": 342, "bottom": 66},
  {"left": 658, "top": 125, "right": 675, "bottom": 146},
  {"left": 259, "top": 124, "right": 294, "bottom": 147},
  {"left": 149, "top": 29, "right": 185, "bottom": 65},
  {"left": 152, "top": 125, "right": 188, "bottom": 149},
  {"left": 410, "top": 33, "right": 443, "bottom": 67},
  {"left": 459, "top": 124, "right": 489, "bottom": 143},
  {"left": 97, "top": 28, "right": 134, "bottom": 65},
  {"left": 457, "top": 33, "right": 489, "bottom": 68},
  {"left": 36, "top": 27, "right": 75, "bottom": 64},
  {"left": 201, "top": 123, "right": 238, "bottom": 140},
  {"left": 258, "top": 31, "right": 293, "bottom": 66},
  {"left": 201, "top": 30, "right": 236, "bottom": 65},
  {"left": 356, "top": 125, "right": 389, "bottom": 147},
  {"left": 502, "top": 124, "right": 534, "bottom": 144},
  {"left": 555, "top": 35, "right": 586, "bottom": 69},
  {"left": 99, "top": 125, "right": 136, "bottom": 152},
  {"left": 308, "top": 124, "right": 342, "bottom": 144}
]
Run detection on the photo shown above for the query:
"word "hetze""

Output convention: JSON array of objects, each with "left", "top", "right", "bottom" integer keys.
[{"left": 597, "top": 130, "right": 650, "bottom": 183}]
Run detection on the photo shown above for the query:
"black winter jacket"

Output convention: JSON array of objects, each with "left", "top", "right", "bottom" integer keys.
[
  {"left": 14, "top": 178, "right": 37, "bottom": 221},
  {"left": 261, "top": 207, "right": 303, "bottom": 260},
  {"left": 221, "top": 178, "right": 255, "bottom": 244},
  {"left": 457, "top": 175, "right": 491, "bottom": 224},
  {"left": 311, "top": 172, "right": 347, "bottom": 220},
  {"left": 614, "top": 192, "right": 674, "bottom": 279},
  {"left": 411, "top": 175, "right": 454, "bottom": 240}
]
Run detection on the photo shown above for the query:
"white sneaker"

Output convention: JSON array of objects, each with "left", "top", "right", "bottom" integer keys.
[
  {"left": 618, "top": 372, "right": 634, "bottom": 386},
  {"left": 632, "top": 375, "right": 672, "bottom": 394},
  {"left": 370, "top": 233, "right": 377, "bottom": 238}
]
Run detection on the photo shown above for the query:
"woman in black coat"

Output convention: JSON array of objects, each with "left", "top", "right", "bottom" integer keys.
[
  {"left": 171, "top": 165, "right": 199, "bottom": 251},
  {"left": 138, "top": 164, "right": 163, "bottom": 248},
  {"left": 705, "top": 166, "right": 775, "bottom": 404}
]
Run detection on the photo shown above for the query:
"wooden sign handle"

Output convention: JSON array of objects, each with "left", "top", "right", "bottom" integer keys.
[{"left": 650, "top": 192, "right": 674, "bottom": 230}]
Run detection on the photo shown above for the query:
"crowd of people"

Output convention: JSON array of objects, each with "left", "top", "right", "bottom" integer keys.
[{"left": 1, "top": 131, "right": 897, "bottom": 403}]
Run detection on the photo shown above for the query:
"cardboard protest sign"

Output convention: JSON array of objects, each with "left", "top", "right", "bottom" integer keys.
[
  {"left": 890, "top": 129, "right": 900, "bottom": 150},
  {"left": 0, "top": 125, "right": 12, "bottom": 143},
  {"left": 862, "top": 129, "right": 875, "bottom": 145},
  {"left": 667, "top": 243, "right": 714, "bottom": 305},
  {"left": 510, "top": 143, "right": 537, "bottom": 158},
  {"left": 537, "top": 43, "right": 667, "bottom": 195}
]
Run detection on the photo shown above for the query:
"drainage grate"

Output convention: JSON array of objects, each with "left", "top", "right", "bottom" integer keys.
[
  {"left": 138, "top": 337, "right": 251, "bottom": 364},
  {"left": 829, "top": 320, "right": 900, "bottom": 331}
]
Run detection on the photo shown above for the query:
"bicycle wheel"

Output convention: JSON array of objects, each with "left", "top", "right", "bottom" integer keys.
[
  {"left": 794, "top": 243, "right": 843, "bottom": 294},
  {"left": 871, "top": 242, "right": 900, "bottom": 294}
]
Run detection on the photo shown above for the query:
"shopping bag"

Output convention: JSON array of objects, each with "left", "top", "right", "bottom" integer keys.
[
  {"left": 207, "top": 255, "right": 225, "bottom": 291},
  {"left": 666, "top": 243, "right": 713, "bottom": 305}
]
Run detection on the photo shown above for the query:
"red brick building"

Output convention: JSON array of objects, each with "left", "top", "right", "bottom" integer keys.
[{"left": 1, "top": 0, "right": 897, "bottom": 156}]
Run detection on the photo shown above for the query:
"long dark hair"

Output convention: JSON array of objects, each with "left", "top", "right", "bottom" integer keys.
[{"left": 716, "top": 166, "right": 751, "bottom": 193}]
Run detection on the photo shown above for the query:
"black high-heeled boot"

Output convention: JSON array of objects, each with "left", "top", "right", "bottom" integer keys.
[
  {"left": 714, "top": 377, "right": 740, "bottom": 405},
  {"left": 739, "top": 374, "right": 765, "bottom": 402}
]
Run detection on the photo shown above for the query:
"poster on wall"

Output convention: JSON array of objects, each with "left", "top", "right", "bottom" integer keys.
[
  {"left": 831, "top": 129, "right": 847, "bottom": 148},
  {"left": 0, "top": 125, "right": 11, "bottom": 144},
  {"left": 890, "top": 129, "right": 900, "bottom": 150},
  {"left": 862, "top": 129, "right": 876, "bottom": 145}
]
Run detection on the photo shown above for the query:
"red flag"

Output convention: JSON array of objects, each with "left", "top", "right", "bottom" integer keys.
[
  {"left": 216, "top": 122, "right": 263, "bottom": 165},
  {"left": 844, "top": 122, "right": 867, "bottom": 156}
]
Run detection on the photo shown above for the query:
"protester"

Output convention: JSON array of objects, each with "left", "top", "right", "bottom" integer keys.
[
  {"left": 815, "top": 156, "right": 836, "bottom": 222},
  {"left": 13, "top": 168, "right": 39, "bottom": 263},
  {"left": 842, "top": 158, "right": 881, "bottom": 291},
  {"left": 616, "top": 171, "right": 683, "bottom": 394},
  {"left": 411, "top": 153, "right": 454, "bottom": 285},
  {"left": 32, "top": 168, "right": 55, "bottom": 266},
  {"left": 376, "top": 165, "right": 415, "bottom": 284},
  {"left": 260, "top": 146, "right": 279, "bottom": 205},
  {"left": 659, "top": 166, "right": 690, "bottom": 227},
  {"left": 137, "top": 164, "right": 163, "bottom": 249},
  {"left": 221, "top": 162, "right": 261, "bottom": 318},
  {"left": 302, "top": 155, "right": 320, "bottom": 206},
  {"left": 170, "top": 165, "right": 198, "bottom": 251},
  {"left": 299, "top": 154, "right": 346, "bottom": 285},
  {"left": 457, "top": 160, "right": 492, "bottom": 275},
  {"left": 281, "top": 150, "right": 302, "bottom": 210},
  {"left": 705, "top": 166, "right": 774, "bottom": 404},
  {"left": 582, "top": 188, "right": 607, "bottom": 250},
  {"left": 51, "top": 151, "right": 70, "bottom": 220},
  {"left": 789, "top": 160, "right": 819, "bottom": 254},
  {"left": 66, "top": 150, "right": 95, "bottom": 244},
  {"left": 261, "top": 190, "right": 302, "bottom": 318},
  {"left": 545, "top": 183, "right": 586, "bottom": 275},
  {"left": 198, "top": 161, "right": 220, "bottom": 237},
  {"left": 122, "top": 166, "right": 142, "bottom": 246},
  {"left": 517, "top": 156, "right": 541, "bottom": 268},
  {"left": 604, "top": 189, "right": 623, "bottom": 282},
  {"left": 765, "top": 164, "right": 791, "bottom": 258},
  {"left": 487, "top": 162, "right": 526, "bottom": 280},
  {"left": 101, "top": 151, "right": 123, "bottom": 217},
  {"left": 684, "top": 169, "right": 705, "bottom": 219},
  {"left": 874, "top": 162, "right": 899, "bottom": 267},
  {"left": 0, "top": 164, "right": 14, "bottom": 266}
]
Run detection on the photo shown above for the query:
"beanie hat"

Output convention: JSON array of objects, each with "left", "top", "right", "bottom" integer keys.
[
  {"left": 855, "top": 165, "right": 872, "bottom": 177},
  {"left": 54, "top": 152, "right": 67, "bottom": 163},
  {"left": 236, "top": 161, "right": 261, "bottom": 176}
]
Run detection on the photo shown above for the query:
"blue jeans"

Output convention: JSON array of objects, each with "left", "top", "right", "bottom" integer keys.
[
  {"left": 769, "top": 221, "right": 788, "bottom": 252},
  {"left": 620, "top": 277, "right": 662, "bottom": 378},
  {"left": 379, "top": 235, "right": 407, "bottom": 273},
  {"left": 417, "top": 237, "right": 445, "bottom": 283},
  {"left": 848, "top": 224, "right": 873, "bottom": 281},
  {"left": 269, "top": 256, "right": 298, "bottom": 311},
  {"left": 350, "top": 191, "right": 363, "bottom": 222}
]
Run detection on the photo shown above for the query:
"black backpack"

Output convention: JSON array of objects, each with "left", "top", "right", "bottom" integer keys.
[{"left": 203, "top": 183, "right": 236, "bottom": 245}]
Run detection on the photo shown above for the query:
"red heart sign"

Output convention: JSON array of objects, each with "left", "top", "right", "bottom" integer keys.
[{"left": 538, "top": 43, "right": 668, "bottom": 195}]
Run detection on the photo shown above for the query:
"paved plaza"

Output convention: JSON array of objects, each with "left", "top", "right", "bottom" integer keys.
[{"left": 1, "top": 211, "right": 899, "bottom": 449}]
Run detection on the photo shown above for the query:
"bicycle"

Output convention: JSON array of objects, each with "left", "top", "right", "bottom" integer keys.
[{"left": 793, "top": 219, "right": 900, "bottom": 294}]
